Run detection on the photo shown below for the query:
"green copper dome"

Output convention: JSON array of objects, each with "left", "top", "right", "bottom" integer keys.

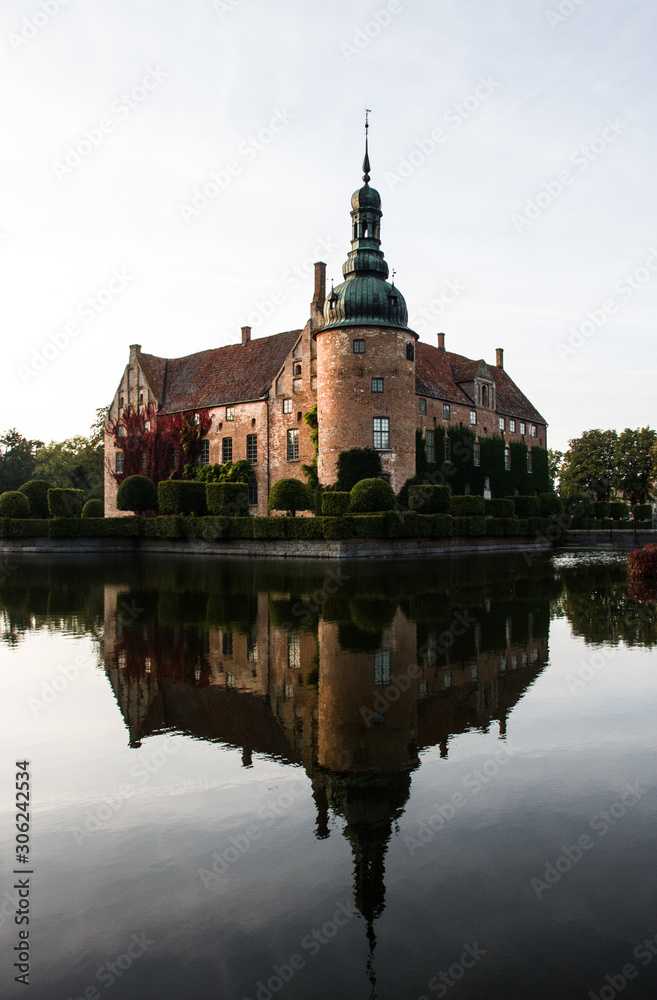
[{"left": 322, "top": 137, "right": 414, "bottom": 334}]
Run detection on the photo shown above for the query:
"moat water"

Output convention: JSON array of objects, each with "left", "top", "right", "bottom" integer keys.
[{"left": 0, "top": 552, "right": 655, "bottom": 1000}]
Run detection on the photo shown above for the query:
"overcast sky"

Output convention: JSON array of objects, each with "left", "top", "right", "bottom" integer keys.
[{"left": 1, "top": 0, "right": 655, "bottom": 452}]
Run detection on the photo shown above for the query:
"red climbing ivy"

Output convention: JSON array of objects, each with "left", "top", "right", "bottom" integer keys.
[{"left": 107, "top": 404, "right": 213, "bottom": 485}]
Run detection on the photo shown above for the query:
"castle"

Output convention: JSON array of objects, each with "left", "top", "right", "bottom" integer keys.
[{"left": 104, "top": 137, "right": 547, "bottom": 516}]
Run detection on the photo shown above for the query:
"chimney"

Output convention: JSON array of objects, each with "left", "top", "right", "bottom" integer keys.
[
  {"left": 241, "top": 326, "right": 251, "bottom": 345},
  {"left": 312, "top": 261, "right": 326, "bottom": 309},
  {"left": 495, "top": 347, "right": 504, "bottom": 369},
  {"left": 129, "top": 344, "right": 141, "bottom": 364},
  {"left": 437, "top": 332, "right": 445, "bottom": 351}
]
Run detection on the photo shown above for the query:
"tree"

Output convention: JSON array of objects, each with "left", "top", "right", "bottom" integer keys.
[
  {"left": 613, "top": 427, "right": 656, "bottom": 505},
  {"left": 116, "top": 475, "right": 158, "bottom": 513},
  {"left": 559, "top": 429, "right": 618, "bottom": 500},
  {"left": 32, "top": 436, "right": 104, "bottom": 501},
  {"left": 268, "top": 478, "right": 314, "bottom": 516},
  {"left": 0, "top": 430, "right": 43, "bottom": 492},
  {"left": 548, "top": 449, "right": 563, "bottom": 489},
  {"left": 349, "top": 478, "right": 396, "bottom": 513}
]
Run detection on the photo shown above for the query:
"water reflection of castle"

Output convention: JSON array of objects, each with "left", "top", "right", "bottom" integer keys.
[{"left": 102, "top": 567, "right": 550, "bottom": 989}]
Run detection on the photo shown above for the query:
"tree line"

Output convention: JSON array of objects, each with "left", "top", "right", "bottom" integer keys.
[{"left": 552, "top": 427, "right": 656, "bottom": 505}]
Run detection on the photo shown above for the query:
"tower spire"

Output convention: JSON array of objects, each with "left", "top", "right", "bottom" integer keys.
[{"left": 362, "top": 108, "right": 371, "bottom": 184}]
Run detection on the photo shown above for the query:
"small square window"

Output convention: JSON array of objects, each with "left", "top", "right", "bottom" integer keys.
[
  {"left": 418, "top": 397, "right": 427, "bottom": 414},
  {"left": 246, "top": 434, "right": 257, "bottom": 464},
  {"left": 226, "top": 406, "right": 234, "bottom": 421},
  {"left": 200, "top": 440, "right": 210, "bottom": 465},
  {"left": 353, "top": 339, "right": 365, "bottom": 354},
  {"left": 282, "top": 398, "right": 292, "bottom": 414},
  {"left": 509, "top": 419, "right": 516, "bottom": 433},
  {"left": 443, "top": 404, "right": 450, "bottom": 421},
  {"left": 371, "top": 378, "right": 384, "bottom": 393},
  {"left": 520, "top": 421, "right": 526, "bottom": 435},
  {"left": 499, "top": 417, "right": 505, "bottom": 432},
  {"left": 222, "top": 437, "right": 232, "bottom": 463},
  {"left": 531, "top": 424, "right": 537, "bottom": 437},
  {"left": 287, "top": 428, "right": 299, "bottom": 461},
  {"left": 470, "top": 410, "right": 477, "bottom": 426},
  {"left": 406, "top": 342, "right": 415, "bottom": 361}
]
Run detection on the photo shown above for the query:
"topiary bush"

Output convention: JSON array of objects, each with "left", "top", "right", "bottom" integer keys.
[
  {"left": 253, "top": 516, "right": 287, "bottom": 538},
  {"left": 0, "top": 491, "right": 31, "bottom": 518},
  {"left": 48, "top": 488, "right": 85, "bottom": 518},
  {"left": 408, "top": 485, "right": 450, "bottom": 514},
  {"left": 633, "top": 504, "right": 652, "bottom": 521},
  {"left": 609, "top": 501, "right": 629, "bottom": 521},
  {"left": 592, "top": 501, "right": 610, "bottom": 519},
  {"left": 206, "top": 482, "right": 249, "bottom": 516},
  {"left": 336, "top": 447, "right": 383, "bottom": 492},
  {"left": 485, "top": 498, "right": 515, "bottom": 518},
  {"left": 513, "top": 495, "right": 540, "bottom": 518},
  {"left": 158, "top": 480, "right": 207, "bottom": 516},
  {"left": 538, "top": 492, "right": 563, "bottom": 517},
  {"left": 285, "top": 518, "right": 325, "bottom": 539},
  {"left": 449, "top": 495, "right": 485, "bottom": 517},
  {"left": 452, "top": 515, "right": 486, "bottom": 537},
  {"left": 82, "top": 499, "right": 104, "bottom": 519},
  {"left": 18, "top": 480, "right": 53, "bottom": 518},
  {"left": 321, "top": 492, "right": 351, "bottom": 516},
  {"left": 117, "top": 475, "right": 158, "bottom": 513},
  {"left": 268, "top": 478, "right": 314, "bottom": 516},
  {"left": 349, "top": 478, "right": 396, "bottom": 513}
]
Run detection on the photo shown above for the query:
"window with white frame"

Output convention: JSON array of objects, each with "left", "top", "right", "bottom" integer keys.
[
  {"left": 118, "top": 425, "right": 126, "bottom": 437},
  {"left": 470, "top": 410, "right": 477, "bottom": 426},
  {"left": 499, "top": 417, "right": 505, "bottom": 432},
  {"left": 353, "top": 339, "right": 365, "bottom": 354},
  {"left": 287, "top": 635, "right": 301, "bottom": 670},
  {"left": 287, "top": 428, "right": 299, "bottom": 461},
  {"left": 225, "top": 406, "right": 234, "bottom": 421},
  {"left": 282, "top": 398, "right": 292, "bottom": 414},
  {"left": 509, "top": 419, "right": 516, "bottom": 433},
  {"left": 519, "top": 421, "right": 526, "bottom": 435},
  {"left": 531, "top": 424, "right": 537, "bottom": 437},
  {"left": 418, "top": 397, "right": 427, "bottom": 414},
  {"left": 141, "top": 452, "right": 147, "bottom": 469},
  {"left": 115, "top": 452, "right": 123, "bottom": 473},
  {"left": 373, "top": 417, "right": 390, "bottom": 450},
  {"left": 443, "top": 403, "right": 450, "bottom": 420}
]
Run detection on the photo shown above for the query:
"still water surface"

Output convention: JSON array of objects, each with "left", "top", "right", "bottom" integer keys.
[{"left": 0, "top": 552, "right": 655, "bottom": 1000}]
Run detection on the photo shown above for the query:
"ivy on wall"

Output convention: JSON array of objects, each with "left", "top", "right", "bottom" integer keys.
[{"left": 108, "top": 405, "right": 213, "bottom": 485}]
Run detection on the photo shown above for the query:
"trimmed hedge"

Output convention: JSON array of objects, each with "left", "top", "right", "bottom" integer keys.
[
  {"left": 592, "top": 501, "right": 610, "bottom": 519},
  {"left": 158, "top": 480, "right": 207, "bottom": 516},
  {"left": 154, "top": 516, "right": 185, "bottom": 538},
  {"left": 321, "top": 492, "right": 351, "bottom": 516},
  {"left": 82, "top": 499, "right": 104, "bottom": 518},
  {"left": 485, "top": 519, "right": 505, "bottom": 536},
  {"left": 609, "top": 501, "right": 630, "bottom": 520},
  {"left": 116, "top": 475, "right": 157, "bottom": 513},
  {"left": 48, "top": 489, "right": 84, "bottom": 518},
  {"left": 418, "top": 513, "right": 452, "bottom": 538},
  {"left": 285, "top": 518, "right": 324, "bottom": 539},
  {"left": 349, "top": 478, "right": 396, "bottom": 513},
  {"left": 539, "top": 493, "right": 563, "bottom": 516},
  {"left": 513, "top": 495, "right": 540, "bottom": 518},
  {"left": 633, "top": 504, "right": 652, "bottom": 521},
  {"left": 0, "top": 518, "right": 45, "bottom": 538},
  {"left": 323, "top": 516, "right": 355, "bottom": 540},
  {"left": 0, "top": 491, "right": 31, "bottom": 518},
  {"left": 452, "top": 515, "right": 486, "bottom": 537},
  {"left": 449, "top": 495, "right": 485, "bottom": 517},
  {"left": 18, "top": 480, "right": 53, "bottom": 518},
  {"left": 408, "top": 484, "right": 450, "bottom": 514},
  {"left": 562, "top": 494, "right": 595, "bottom": 519},
  {"left": 485, "top": 498, "right": 515, "bottom": 518},
  {"left": 253, "top": 516, "right": 287, "bottom": 539},
  {"left": 206, "top": 482, "right": 249, "bottom": 517}
]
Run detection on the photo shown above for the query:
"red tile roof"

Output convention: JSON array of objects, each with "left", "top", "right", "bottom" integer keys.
[
  {"left": 415, "top": 343, "right": 546, "bottom": 424},
  {"left": 138, "top": 330, "right": 302, "bottom": 413}
]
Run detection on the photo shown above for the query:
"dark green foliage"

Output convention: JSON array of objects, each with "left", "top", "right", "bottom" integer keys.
[
  {"left": 485, "top": 498, "right": 515, "bottom": 518},
  {"left": 634, "top": 504, "right": 652, "bottom": 520},
  {"left": 302, "top": 405, "right": 319, "bottom": 489},
  {"left": 48, "top": 488, "right": 84, "bottom": 518},
  {"left": 562, "top": 494, "right": 595, "bottom": 519},
  {"left": 485, "top": 519, "right": 505, "bottom": 536},
  {"left": 0, "top": 518, "right": 44, "bottom": 538},
  {"left": 409, "top": 485, "right": 450, "bottom": 514},
  {"left": 444, "top": 426, "right": 478, "bottom": 495},
  {"left": 285, "top": 518, "right": 325, "bottom": 539},
  {"left": 513, "top": 495, "right": 540, "bottom": 518},
  {"left": 422, "top": 513, "right": 453, "bottom": 538},
  {"left": 509, "top": 442, "right": 532, "bottom": 495},
  {"left": 349, "top": 478, "right": 396, "bottom": 513},
  {"left": 415, "top": 428, "right": 428, "bottom": 479},
  {"left": 268, "top": 478, "right": 314, "bottom": 516},
  {"left": 449, "top": 495, "right": 485, "bottom": 516},
  {"left": 116, "top": 475, "right": 158, "bottom": 513},
  {"left": 538, "top": 492, "right": 563, "bottom": 516},
  {"left": 322, "top": 492, "right": 351, "bottom": 516},
  {"left": 81, "top": 499, "right": 104, "bottom": 518},
  {"left": 0, "top": 430, "right": 43, "bottom": 492},
  {"left": 158, "top": 480, "right": 207, "bottom": 515},
  {"left": 350, "top": 515, "right": 387, "bottom": 539},
  {"left": 501, "top": 517, "right": 520, "bottom": 536},
  {"left": 18, "top": 480, "right": 53, "bottom": 518},
  {"left": 452, "top": 515, "right": 486, "bottom": 537},
  {"left": 336, "top": 447, "right": 383, "bottom": 492},
  {"left": 206, "top": 482, "right": 249, "bottom": 516},
  {"left": 633, "top": 520, "right": 652, "bottom": 530},
  {"left": 322, "top": 516, "right": 355, "bottom": 540},
  {"left": 480, "top": 435, "right": 510, "bottom": 498},
  {"left": 182, "top": 517, "right": 207, "bottom": 538},
  {"left": 397, "top": 476, "right": 421, "bottom": 509},
  {"left": 253, "top": 517, "right": 287, "bottom": 539},
  {"left": 228, "top": 517, "right": 254, "bottom": 539},
  {"left": 531, "top": 447, "right": 551, "bottom": 493},
  {"left": 592, "top": 501, "right": 610, "bottom": 518},
  {"left": 154, "top": 516, "right": 185, "bottom": 538},
  {"left": 511, "top": 518, "right": 531, "bottom": 536},
  {"left": 191, "top": 459, "right": 253, "bottom": 485},
  {"left": 0, "top": 491, "right": 30, "bottom": 518},
  {"left": 609, "top": 501, "right": 629, "bottom": 520}
]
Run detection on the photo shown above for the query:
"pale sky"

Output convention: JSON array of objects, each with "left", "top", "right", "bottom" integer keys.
[{"left": 1, "top": 0, "right": 655, "bottom": 453}]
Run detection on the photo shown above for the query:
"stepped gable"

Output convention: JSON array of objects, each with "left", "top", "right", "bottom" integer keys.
[
  {"left": 415, "top": 342, "right": 546, "bottom": 423},
  {"left": 140, "top": 329, "right": 302, "bottom": 414}
]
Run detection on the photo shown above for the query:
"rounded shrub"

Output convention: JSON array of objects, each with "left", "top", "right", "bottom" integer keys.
[
  {"left": 336, "top": 447, "right": 383, "bottom": 492},
  {"left": 349, "top": 478, "right": 396, "bottom": 513},
  {"left": 268, "top": 478, "right": 314, "bottom": 516},
  {"left": 47, "top": 488, "right": 85, "bottom": 518},
  {"left": 0, "top": 491, "right": 31, "bottom": 518},
  {"left": 18, "top": 480, "right": 53, "bottom": 518},
  {"left": 117, "top": 475, "right": 158, "bottom": 513},
  {"left": 82, "top": 499, "right": 104, "bottom": 519}
]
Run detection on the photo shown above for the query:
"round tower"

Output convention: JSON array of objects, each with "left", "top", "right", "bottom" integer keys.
[{"left": 315, "top": 130, "right": 418, "bottom": 492}]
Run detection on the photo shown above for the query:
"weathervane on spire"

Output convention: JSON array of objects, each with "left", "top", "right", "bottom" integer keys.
[{"left": 362, "top": 107, "right": 371, "bottom": 184}]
